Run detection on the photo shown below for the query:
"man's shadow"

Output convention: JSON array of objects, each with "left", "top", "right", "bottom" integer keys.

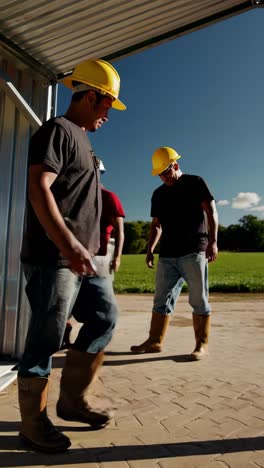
[
  {"left": 0, "top": 433, "right": 263, "bottom": 466},
  {"left": 52, "top": 352, "right": 192, "bottom": 369},
  {"left": 104, "top": 351, "right": 192, "bottom": 365}
]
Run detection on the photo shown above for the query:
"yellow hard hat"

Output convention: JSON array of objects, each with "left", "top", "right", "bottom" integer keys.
[
  {"left": 61, "top": 59, "right": 126, "bottom": 111},
  {"left": 151, "top": 146, "right": 181, "bottom": 176}
]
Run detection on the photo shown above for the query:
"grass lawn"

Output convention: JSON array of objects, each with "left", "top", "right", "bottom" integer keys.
[{"left": 114, "top": 252, "right": 264, "bottom": 293}]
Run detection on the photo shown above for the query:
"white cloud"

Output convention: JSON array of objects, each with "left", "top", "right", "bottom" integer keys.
[
  {"left": 232, "top": 192, "right": 261, "bottom": 209},
  {"left": 248, "top": 205, "right": 264, "bottom": 215},
  {"left": 217, "top": 200, "right": 229, "bottom": 206}
]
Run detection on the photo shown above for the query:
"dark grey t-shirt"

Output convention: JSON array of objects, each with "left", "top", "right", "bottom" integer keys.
[
  {"left": 151, "top": 174, "right": 214, "bottom": 257},
  {"left": 20, "top": 116, "right": 102, "bottom": 266}
]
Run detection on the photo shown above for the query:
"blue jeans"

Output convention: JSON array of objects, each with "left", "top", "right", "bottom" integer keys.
[
  {"left": 18, "top": 265, "right": 118, "bottom": 377},
  {"left": 153, "top": 253, "right": 211, "bottom": 316}
]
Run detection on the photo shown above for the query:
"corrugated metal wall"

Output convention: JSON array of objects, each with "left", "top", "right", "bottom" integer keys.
[
  {"left": 0, "top": 0, "right": 254, "bottom": 76},
  {"left": 0, "top": 51, "right": 48, "bottom": 358}
]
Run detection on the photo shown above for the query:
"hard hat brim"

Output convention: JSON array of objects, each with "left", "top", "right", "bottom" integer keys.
[
  {"left": 112, "top": 98, "right": 126, "bottom": 111},
  {"left": 152, "top": 155, "right": 181, "bottom": 176},
  {"left": 60, "top": 76, "right": 126, "bottom": 111}
]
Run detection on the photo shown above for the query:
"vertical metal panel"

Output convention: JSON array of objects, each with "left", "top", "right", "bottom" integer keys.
[
  {"left": 15, "top": 272, "right": 30, "bottom": 359},
  {"left": 0, "top": 92, "right": 16, "bottom": 355},
  {"left": 3, "top": 109, "right": 30, "bottom": 355},
  {"left": 0, "top": 55, "right": 48, "bottom": 358},
  {"left": 13, "top": 70, "right": 45, "bottom": 359}
]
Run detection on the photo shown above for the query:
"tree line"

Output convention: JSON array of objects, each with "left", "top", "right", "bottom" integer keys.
[{"left": 121, "top": 215, "right": 264, "bottom": 254}]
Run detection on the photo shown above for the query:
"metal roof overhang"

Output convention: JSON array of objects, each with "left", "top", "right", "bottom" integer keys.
[{"left": 0, "top": 0, "right": 263, "bottom": 83}]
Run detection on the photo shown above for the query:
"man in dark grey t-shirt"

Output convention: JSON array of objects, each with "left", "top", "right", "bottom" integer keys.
[
  {"left": 21, "top": 116, "right": 102, "bottom": 265},
  {"left": 17, "top": 59, "right": 126, "bottom": 454}
]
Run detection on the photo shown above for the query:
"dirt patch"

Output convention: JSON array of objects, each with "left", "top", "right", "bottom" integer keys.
[
  {"left": 170, "top": 316, "right": 192, "bottom": 327},
  {"left": 116, "top": 293, "right": 264, "bottom": 315},
  {"left": 209, "top": 293, "right": 264, "bottom": 302},
  {"left": 117, "top": 292, "right": 264, "bottom": 303},
  {"left": 257, "top": 319, "right": 264, "bottom": 328}
]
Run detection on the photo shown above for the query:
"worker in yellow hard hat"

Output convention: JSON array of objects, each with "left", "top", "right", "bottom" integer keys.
[
  {"left": 130, "top": 146, "right": 218, "bottom": 360},
  {"left": 18, "top": 59, "right": 125, "bottom": 453},
  {"left": 62, "top": 58, "right": 126, "bottom": 111}
]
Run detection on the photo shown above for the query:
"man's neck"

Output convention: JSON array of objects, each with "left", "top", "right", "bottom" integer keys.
[{"left": 64, "top": 108, "right": 87, "bottom": 131}]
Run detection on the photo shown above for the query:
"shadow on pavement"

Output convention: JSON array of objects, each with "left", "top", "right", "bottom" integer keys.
[
  {"left": 0, "top": 436, "right": 263, "bottom": 466},
  {"left": 51, "top": 353, "right": 193, "bottom": 369},
  {"left": 103, "top": 354, "right": 193, "bottom": 365},
  {"left": 0, "top": 421, "right": 100, "bottom": 433}
]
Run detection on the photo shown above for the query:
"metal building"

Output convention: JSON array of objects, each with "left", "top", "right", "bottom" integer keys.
[{"left": 0, "top": 0, "right": 262, "bottom": 388}]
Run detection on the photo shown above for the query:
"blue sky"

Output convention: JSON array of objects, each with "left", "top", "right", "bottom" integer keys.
[{"left": 57, "top": 8, "right": 264, "bottom": 227}]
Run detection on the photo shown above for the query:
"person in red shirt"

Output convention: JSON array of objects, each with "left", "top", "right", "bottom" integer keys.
[
  {"left": 96, "top": 160, "right": 126, "bottom": 272},
  {"left": 62, "top": 160, "right": 125, "bottom": 352}
]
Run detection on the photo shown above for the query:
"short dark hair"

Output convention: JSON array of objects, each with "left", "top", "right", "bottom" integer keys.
[
  {"left": 71, "top": 81, "right": 105, "bottom": 104},
  {"left": 71, "top": 81, "right": 88, "bottom": 102}
]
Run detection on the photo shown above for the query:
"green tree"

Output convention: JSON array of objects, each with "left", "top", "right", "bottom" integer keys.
[
  {"left": 123, "top": 221, "right": 148, "bottom": 253},
  {"left": 238, "top": 215, "right": 264, "bottom": 251},
  {"left": 123, "top": 215, "right": 264, "bottom": 253},
  {"left": 217, "top": 224, "right": 228, "bottom": 250}
]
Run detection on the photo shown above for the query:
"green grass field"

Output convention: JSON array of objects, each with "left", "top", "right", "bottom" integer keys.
[{"left": 114, "top": 252, "right": 264, "bottom": 293}]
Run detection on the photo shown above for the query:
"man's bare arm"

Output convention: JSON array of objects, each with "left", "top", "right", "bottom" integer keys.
[
  {"left": 111, "top": 216, "right": 125, "bottom": 272},
  {"left": 201, "top": 199, "right": 218, "bottom": 263},
  {"left": 28, "top": 164, "right": 96, "bottom": 274},
  {"left": 146, "top": 217, "right": 162, "bottom": 268}
]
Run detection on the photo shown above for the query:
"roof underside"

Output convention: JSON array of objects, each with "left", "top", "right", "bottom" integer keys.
[{"left": 0, "top": 0, "right": 260, "bottom": 81}]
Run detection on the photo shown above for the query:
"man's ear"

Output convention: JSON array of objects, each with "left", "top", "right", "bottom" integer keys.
[
  {"left": 173, "top": 162, "right": 179, "bottom": 170},
  {"left": 85, "top": 90, "right": 97, "bottom": 106}
]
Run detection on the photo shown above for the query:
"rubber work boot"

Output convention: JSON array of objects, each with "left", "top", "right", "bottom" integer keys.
[
  {"left": 56, "top": 349, "right": 112, "bottom": 428},
  {"left": 18, "top": 376, "right": 71, "bottom": 453},
  {"left": 190, "top": 314, "right": 211, "bottom": 361},
  {"left": 60, "top": 321, "right": 73, "bottom": 350},
  {"left": 130, "top": 311, "right": 170, "bottom": 353}
]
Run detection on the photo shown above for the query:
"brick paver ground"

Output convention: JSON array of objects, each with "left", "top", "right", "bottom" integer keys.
[{"left": 0, "top": 293, "right": 264, "bottom": 467}]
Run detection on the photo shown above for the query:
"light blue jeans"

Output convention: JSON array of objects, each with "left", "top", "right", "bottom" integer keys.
[
  {"left": 153, "top": 252, "right": 211, "bottom": 316},
  {"left": 18, "top": 265, "right": 118, "bottom": 377}
]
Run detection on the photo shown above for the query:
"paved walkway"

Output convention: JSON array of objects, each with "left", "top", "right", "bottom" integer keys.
[{"left": 0, "top": 294, "right": 264, "bottom": 467}]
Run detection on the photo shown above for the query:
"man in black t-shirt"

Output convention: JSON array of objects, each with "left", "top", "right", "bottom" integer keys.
[
  {"left": 131, "top": 146, "right": 218, "bottom": 360},
  {"left": 17, "top": 59, "right": 126, "bottom": 454}
]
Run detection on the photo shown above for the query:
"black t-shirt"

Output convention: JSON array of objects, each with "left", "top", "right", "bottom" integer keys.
[
  {"left": 151, "top": 174, "right": 214, "bottom": 257},
  {"left": 20, "top": 117, "right": 102, "bottom": 266}
]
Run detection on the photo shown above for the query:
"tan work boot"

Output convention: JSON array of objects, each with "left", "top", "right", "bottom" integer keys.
[
  {"left": 18, "top": 376, "right": 71, "bottom": 453},
  {"left": 56, "top": 349, "right": 112, "bottom": 428},
  {"left": 190, "top": 314, "right": 211, "bottom": 361},
  {"left": 130, "top": 311, "right": 170, "bottom": 353}
]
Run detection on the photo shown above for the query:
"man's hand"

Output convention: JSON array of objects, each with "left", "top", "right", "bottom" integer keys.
[
  {"left": 111, "top": 256, "right": 121, "bottom": 272},
  {"left": 146, "top": 252, "right": 154, "bottom": 268},
  {"left": 62, "top": 241, "right": 97, "bottom": 276},
  {"left": 206, "top": 240, "right": 218, "bottom": 263}
]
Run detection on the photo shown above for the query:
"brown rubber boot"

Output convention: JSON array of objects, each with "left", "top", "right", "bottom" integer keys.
[
  {"left": 130, "top": 311, "right": 170, "bottom": 353},
  {"left": 56, "top": 349, "right": 112, "bottom": 428},
  {"left": 190, "top": 314, "right": 211, "bottom": 361},
  {"left": 18, "top": 376, "right": 71, "bottom": 453}
]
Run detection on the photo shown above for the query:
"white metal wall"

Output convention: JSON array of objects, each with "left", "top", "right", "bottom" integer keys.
[{"left": 0, "top": 52, "right": 48, "bottom": 358}]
